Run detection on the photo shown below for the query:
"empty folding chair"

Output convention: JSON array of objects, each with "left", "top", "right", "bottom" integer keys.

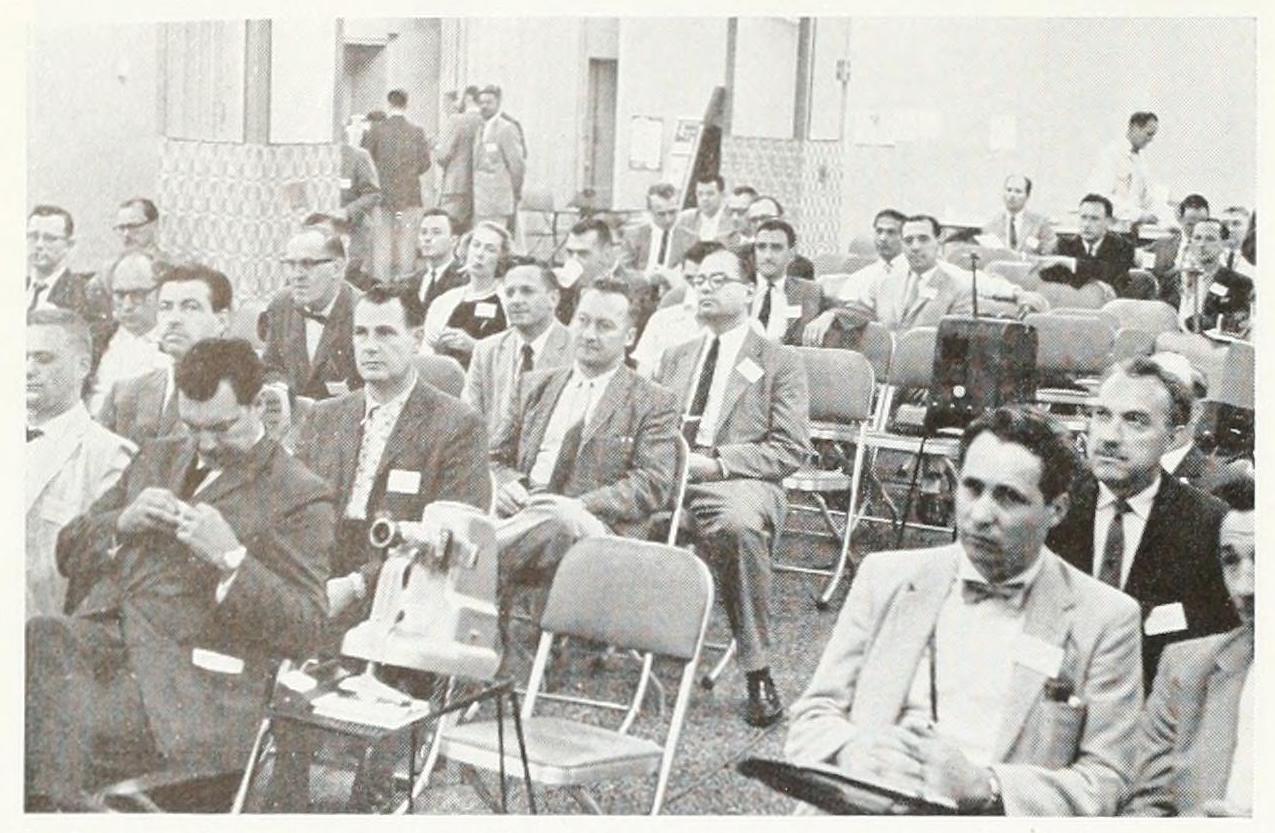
[
  {"left": 1025, "top": 312, "right": 1117, "bottom": 408},
  {"left": 1037, "top": 281, "right": 1113, "bottom": 310},
  {"left": 1101, "top": 298, "right": 1181, "bottom": 336},
  {"left": 987, "top": 259, "right": 1042, "bottom": 291},
  {"left": 413, "top": 353, "right": 466, "bottom": 397}
]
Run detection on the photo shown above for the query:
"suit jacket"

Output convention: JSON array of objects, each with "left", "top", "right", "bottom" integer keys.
[
  {"left": 1145, "top": 231, "right": 1184, "bottom": 281},
  {"left": 261, "top": 283, "right": 362, "bottom": 401},
  {"left": 56, "top": 437, "right": 333, "bottom": 770},
  {"left": 622, "top": 222, "right": 697, "bottom": 271},
  {"left": 436, "top": 110, "right": 483, "bottom": 199},
  {"left": 98, "top": 366, "right": 182, "bottom": 446},
  {"left": 41, "top": 268, "right": 110, "bottom": 324},
  {"left": 490, "top": 364, "right": 679, "bottom": 530},
  {"left": 339, "top": 143, "right": 381, "bottom": 225},
  {"left": 1170, "top": 444, "right": 1224, "bottom": 492},
  {"left": 472, "top": 115, "right": 526, "bottom": 217},
  {"left": 1157, "top": 266, "right": 1252, "bottom": 333},
  {"left": 654, "top": 328, "right": 810, "bottom": 483},
  {"left": 361, "top": 114, "right": 430, "bottom": 211},
  {"left": 982, "top": 209, "right": 1057, "bottom": 255},
  {"left": 1122, "top": 627, "right": 1252, "bottom": 816},
  {"left": 294, "top": 379, "right": 491, "bottom": 576},
  {"left": 760, "top": 276, "right": 825, "bottom": 346},
  {"left": 463, "top": 321, "right": 573, "bottom": 437},
  {"left": 674, "top": 207, "right": 729, "bottom": 241},
  {"left": 1054, "top": 233, "right": 1136, "bottom": 293},
  {"left": 785, "top": 544, "right": 1144, "bottom": 816},
  {"left": 26, "top": 408, "right": 135, "bottom": 617},
  {"left": 402, "top": 259, "right": 468, "bottom": 315},
  {"left": 1046, "top": 470, "right": 1237, "bottom": 687}
]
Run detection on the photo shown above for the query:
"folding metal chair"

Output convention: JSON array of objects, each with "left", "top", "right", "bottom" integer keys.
[
  {"left": 1025, "top": 312, "right": 1117, "bottom": 407},
  {"left": 779, "top": 348, "right": 876, "bottom": 608},
  {"left": 1037, "top": 281, "right": 1113, "bottom": 310},
  {"left": 986, "top": 260, "right": 1041, "bottom": 291},
  {"left": 434, "top": 537, "right": 713, "bottom": 814},
  {"left": 1101, "top": 298, "right": 1181, "bottom": 336},
  {"left": 413, "top": 353, "right": 466, "bottom": 397}
]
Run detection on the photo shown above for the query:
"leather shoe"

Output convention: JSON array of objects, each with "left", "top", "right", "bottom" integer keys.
[{"left": 744, "top": 675, "right": 784, "bottom": 728}]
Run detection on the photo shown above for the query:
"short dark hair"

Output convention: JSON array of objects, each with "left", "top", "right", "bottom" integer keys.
[
  {"left": 1080, "top": 193, "right": 1114, "bottom": 218},
  {"left": 302, "top": 211, "right": 352, "bottom": 236},
  {"left": 503, "top": 255, "right": 560, "bottom": 293},
  {"left": 569, "top": 217, "right": 613, "bottom": 248},
  {"left": 756, "top": 218, "right": 797, "bottom": 248},
  {"left": 28, "top": 204, "right": 74, "bottom": 237},
  {"left": 583, "top": 274, "right": 641, "bottom": 326},
  {"left": 158, "top": 263, "right": 233, "bottom": 312},
  {"left": 1004, "top": 174, "right": 1033, "bottom": 196},
  {"left": 462, "top": 85, "right": 481, "bottom": 101},
  {"left": 960, "top": 406, "right": 1077, "bottom": 502},
  {"left": 421, "top": 207, "right": 460, "bottom": 236},
  {"left": 732, "top": 185, "right": 759, "bottom": 200},
  {"left": 1106, "top": 356, "right": 1193, "bottom": 427},
  {"left": 1212, "top": 476, "right": 1254, "bottom": 512},
  {"left": 705, "top": 244, "right": 756, "bottom": 284},
  {"left": 1129, "top": 111, "right": 1158, "bottom": 128},
  {"left": 683, "top": 240, "right": 724, "bottom": 266},
  {"left": 873, "top": 208, "right": 907, "bottom": 228},
  {"left": 479, "top": 84, "right": 502, "bottom": 100},
  {"left": 750, "top": 196, "right": 784, "bottom": 218},
  {"left": 175, "top": 338, "right": 263, "bottom": 405},
  {"left": 646, "top": 182, "right": 677, "bottom": 204},
  {"left": 28, "top": 307, "right": 92, "bottom": 359},
  {"left": 695, "top": 173, "right": 725, "bottom": 191},
  {"left": 120, "top": 197, "right": 159, "bottom": 223},
  {"left": 387, "top": 89, "right": 408, "bottom": 108},
  {"left": 357, "top": 282, "right": 427, "bottom": 330},
  {"left": 1194, "top": 217, "right": 1229, "bottom": 241},
  {"left": 1177, "top": 193, "right": 1210, "bottom": 217},
  {"left": 903, "top": 214, "right": 942, "bottom": 238}
]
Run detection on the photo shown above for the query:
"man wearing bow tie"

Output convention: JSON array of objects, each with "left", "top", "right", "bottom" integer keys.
[
  {"left": 262, "top": 228, "right": 362, "bottom": 401},
  {"left": 787, "top": 407, "right": 1143, "bottom": 816}
]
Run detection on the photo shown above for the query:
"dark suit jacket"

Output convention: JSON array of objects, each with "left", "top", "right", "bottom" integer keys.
[
  {"left": 361, "top": 114, "right": 430, "bottom": 211},
  {"left": 261, "top": 283, "right": 362, "bottom": 400},
  {"left": 340, "top": 143, "right": 381, "bottom": 225},
  {"left": 1046, "top": 470, "right": 1238, "bottom": 687},
  {"left": 1170, "top": 444, "right": 1224, "bottom": 492},
  {"left": 1055, "top": 233, "right": 1136, "bottom": 294},
  {"left": 436, "top": 111, "right": 483, "bottom": 199},
  {"left": 403, "top": 260, "right": 468, "bottom": 315},
  {"left": 55, "top": 437, "right": 333, "bottom": 770},
  {"left": 491, "top": 365, "right": 679, "bottom": 531},
  {"left": 767, "top": 276, "right": 825, "bottom": 345},
  {"left": 1157, "top": 266, "right": 1252, "bottom": 334},
  {"left": 294, "top": 379, "right": 491, "bottom": 576},
  {"left": 38, "top": 268, "right": 112, "bottom": 358},
  {"left": 622, "top": 223, "right": 697, "bottom": 271},
  {"left": 98, "top": 366, "right": 181, "bottom": 446}
]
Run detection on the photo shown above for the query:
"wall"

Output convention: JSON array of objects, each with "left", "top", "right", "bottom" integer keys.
[
  {"left": 27, "top": 22, "right": 161, "bottom": 273},
  {"left": 731, "top": 17, "right": 800, "bottom": 140}
]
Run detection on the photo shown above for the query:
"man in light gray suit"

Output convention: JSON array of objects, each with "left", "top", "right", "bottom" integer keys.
[
  {"left": 981, "top": 174, "right": 1057, "bottom": 255},
  {"left": 786, "top": 407, "right": 1143, "bottom": 816},
  {"left": 472, "top": 85, "right": 526, "bottom": 230},
  {"left": 435, "top": 86, "right": 483, "bottom": 232},
  {"left": 464, "top": 259, "right": 572, "bottom": 437}
]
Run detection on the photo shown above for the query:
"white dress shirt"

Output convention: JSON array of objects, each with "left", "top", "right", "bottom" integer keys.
[
  {"left": 1176, "top": 267, "right": 1222, "bottom": 327},
  {"left": 89, "top": 327, "right": 170, "bottom": 416},
  {"left": 824, "top": 256, "right": 906, "bottom": 303},
  {"left": 302, "top": 291, "right": 341, "bottom": 361},
  {"left": 1092, "top": 475, "right": 1160, "bottom": 588},
  {"left": 1159, "top": 443, "right": 1192, "bottom": 479},
  {"left": 751, "top": 277, "right": 792, "bottom": 341},
  {"left": 528, "top": 363, "right": 620, "bottom": 487},
  {"left": 691, "top": 318, "right": 753, "bottom": 447},
  {"left": 511, "top": 323, "right": 556, "bottom": 384},
  {"left": 1086, "top": 137, "right": 1154, "bottom": 223},
  {"left": 695, "top": 208, "right": 723, "bottom": 242},
  {"left": 645, "top": 222, "right": 672, "bottom": 272},
  {"left": 345, "top": 373, "right": 417, "bottom": 519},
  {"left": 1225, "top": 663, "right": 1254, "bottom": 812},
  {"left": 417, "top": 257, "right": 454, "bottom": 304},
  {"left": 632, "top": 297, "right": 705, "bottom": 379}
]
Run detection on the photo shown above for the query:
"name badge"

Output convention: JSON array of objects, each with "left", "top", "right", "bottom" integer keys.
[
  {"left": 736, "top": 357, "right": 763, "bottom": 384},
  {"left": 1137, "top": 250, "right": 1157, "bottom": 270},
  {"left": 485, "top": 142, "right": 499, "bottom": 152},
  {"left": 192, "top": 648, "right": 244, "bottom": 675},
  {"left": 1026, "top": 236, "right": 1040, "bottom": 251},
  {"left": 1144, "top": 602, "right": 1188, "bottom": 636},
  {"left": 919, "top": 286, "right": 939, "bottom": 300},
  {"left": 325, "top": 380, "right": 349, "bottom": 397},
  {"left": 475, "top": 302, "right": 497, "bottom": 319},
  {"left": 1014, "top": 633, "right": 1064, "bottom": 678},
  {"left": 387, "top": 469, "right": 421, "bottom": 495},
  {"left": 338, "top": 177, "right": 353, "bottom": 189},
  {"left": 785, "top": 306, "right": 803, "bottom": 319},
  {"left": 1209, "top": 283, "right": 1230, "bottom": 298}
]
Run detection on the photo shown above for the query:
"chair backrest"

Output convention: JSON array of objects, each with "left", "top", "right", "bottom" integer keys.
[
  {"left": 1154, "top": 331, "right": 1228, "bottom": 392},
  {"left": 812, "top": 253, "right": 851, "bottom": 277},
  {"left": 796, "top": 347, "right": 875, "bottom": 423},
  {"left": 887, "top": 327, "right": 938, "bottom": 389},
  {"left": 1124, "top": 269, "right": 1161, "bottom": 300},
  {"left": 1101, "top": 298, "right": 1180, "bottom": 336},
  {"left": 1025, "top": 313, "right": 1117, "bottom": 376},
  {"left": 1038, "top": 280, "right": 1112, "bottom": 310},
  {"left": 947, "top": 245, "right": 1021, "bottom": 270},
  {"left": 987, "top": 260, "right": 1041, "bottom": 291},
  {"left": 1050, "top": 307, "right": 1120, "bottom": 332},
  {"left": 413, "top": 353, "right": 466, "bottom": 396},
  {"left": 1212, "top": 341, "right": 1254, "bottom": 410},
  {"left": 1112, "top": 327, "right": 1157, "bottom": 361},
  {"left": 540, "top": 537, "right": 712, "bottom": 661}
]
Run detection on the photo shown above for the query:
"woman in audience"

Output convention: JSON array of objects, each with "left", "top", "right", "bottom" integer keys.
[{"left": 422, "top": 220, "right": 511, "bottom": 368}]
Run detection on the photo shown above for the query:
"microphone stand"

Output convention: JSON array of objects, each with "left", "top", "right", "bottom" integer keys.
[{"left": 969, "top": 251, "right": 980, "bottom": 319}]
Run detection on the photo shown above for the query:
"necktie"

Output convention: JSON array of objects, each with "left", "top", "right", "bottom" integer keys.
[
  {"left": 26, "top": 427, "right": 43, "bottom": 443},
  {"left": 180, "top": 459, "right": 212, "bottom": 500},
  {"left": 1086, "top": 242, "right": 1096, "bottom": 257},
  {"left": 685, "top": 336, "right": 720, "bottom": 444},
  {"left": 299, "top": 308, "right": 328, "bottom": 325},
  {"left": 1009, "top": 216, "right": 1018, "bottom": 249},
  {"left": 758, "top": 285, "right": 773, "bottom": 329},
  {"left": 421, "top": 268, "right": 436, "bottom": 303},
  {"left": 961, "top": 579, "right": 1026, "bottom": 609},
  {"left": 656, "top": 229, "right": 669, "bottom": 267},
  {"left": 28, "top": 282, "right": 47, "bottom": 312},
  {"left": 519, "top": 344, "right": 535, "bottom": 374},
  {"left": 546, "top": 420, "right": 584, "bottom": 494},
  {"left": 1097, "top": 498, "right": 1131, "bottom": 587}
]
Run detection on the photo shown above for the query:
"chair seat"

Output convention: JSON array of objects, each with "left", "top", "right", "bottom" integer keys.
[
  {"left": 440, "top": 716, "right": 662, "bottom": 786},
  {"left": 863, "top": 429, "right": 961, "bottom": 457},
  {"left": 785, "top": 469, "right": 853, "bottom": 491}
]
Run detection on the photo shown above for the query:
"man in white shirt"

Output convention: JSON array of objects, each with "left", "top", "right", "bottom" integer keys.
[
  {"left": 88, "top": 250, "right": 171, "bottom": 416},
  {"left": 981, "top": 174, "right": 1057, "bottom": 255},
  {"left": 1085, "top": 111, "right": 1161, "bottom": 226},
  {"left": 751, "top": 219, "right": 824, "bottom": 345},
  {"left": 632, "top": 240, "right": 717, "bottom": 377},
  {"left": 676, "top": 174, "right": 728, "bottom": 242},
  {"left": 787, "top": 407, "right": 1143, "bottom": 816}
]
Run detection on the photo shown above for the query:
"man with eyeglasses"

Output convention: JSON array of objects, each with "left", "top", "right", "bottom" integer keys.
[
  {"left": 655, "top": 245, "right": 811, "bottom": 728},
  {"left": 114, "top": 198, "right": 161, "bottom": 253},
  {"left": 88, "top": 251, "right": 172, "bottom": 417},
  {"left": 723, "top": 185, "right": 759, "bottom": 247},
  {"left": 26, "top": 204, "right": 108, "bottom": 327},
  {"left": 261, "top": 228, "right": 362, "bottom": 401}
]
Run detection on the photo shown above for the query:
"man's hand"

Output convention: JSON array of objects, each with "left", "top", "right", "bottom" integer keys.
[
  {"left": 687, "top": 452, "right": 723, "bottom": 483},
  {"left": 802, "top": 309, "right": 839, "bottom": 347},
  {"left": 525, "top": 494, "right": 606, "bottom": 538},
  {"left": 1015, "top": 290, "right": 1049, "bottom": 315},
  {"left": 436, "top": 328, "right": 476, "bottom": 355},
  {"left": 833, "top": 726, "right": 927, "bottom": 790},
  {"left": 117, "top": 487, "right": 183, "bottom": 535},
  {"left": 902, "top": 719, "right": 993, "bottom": 811},
  {"left": 495, "top": 479, "right": 531, "bottom": 517},
  {"left": 174, "top": 503, "right": 243, "bottom": 573}
]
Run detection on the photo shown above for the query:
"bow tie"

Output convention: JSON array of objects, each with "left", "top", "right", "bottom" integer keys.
[
  {"left": 961, "top": 578, "right": 1027, "bottom": 608},
  {"left": 26, "top": 427, "right": 43, "bottom": 443},
  {"left": 299, "top": 308, "right": 328, "bottom": 325}
]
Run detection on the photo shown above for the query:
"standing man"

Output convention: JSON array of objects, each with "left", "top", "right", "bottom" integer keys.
[
  {"left": 655, "top": 246, "right": 811, "bottom": 728},
  {"left": 1159, "top": 218, "right": 1253, "bottom": 334},
  {"left": 99, "top": 264, "right": 232, "bottom": 446},
  {"left": 261, "top": 229, "right": 361, "bottom": 401},
  {"left": 1086, "top": 111, "right": 1162, "bottom": 226},
  {"left": 981, "top": 175, "right": 1056, "bottom": 255},
  {"left": 403, "top": 208, "right": 468, "bottom": 313},
  {"left": 464, "top": 258, "right": 571, "bottom": 437},
  {"left": 88, "top": 250, "right": 171, "bottom": 416},
  {"left": 362, "top": 89, "right": 431, "bottom": 281},
  {"left": 435, "top": 86, "right": 483, "bottom": 232},
  {"left": 26, "top": 309, "right": 135, "bottom": 618},
  {"left": 786, "top": 407, "right": 1143, "bottom": 816},
  {"left": 677, "top": 174, "right": 728, "bottom": 242},
  {"left": 340, "top": 124, "right": 382, "bottom": 286},
  {"left": 1046, "top": 357, "right": 1237, "bottom": 687},
  {"left": 751, "top": 219, "right": 824, "bottom": 345},
  {"left": 472, "top": 85, "right": 526, "bottom": 231},
  {"left": 1053, "top": 195, "right": 1147, "bottom": 297},
  {"left": 27, "top": 205, "right": 107, "bottom": 326}
]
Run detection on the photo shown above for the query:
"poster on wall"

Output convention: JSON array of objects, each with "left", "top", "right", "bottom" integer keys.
[
  {"left": 672, "top": 118, "right": 701, "bottom": 156},
  {"left": 629, "top": 116, "right": 664, "bottom": 171}
]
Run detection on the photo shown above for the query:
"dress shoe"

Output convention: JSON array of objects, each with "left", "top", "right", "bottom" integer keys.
[{"left": 744, "top": 674, "right": 784, "bottom": 728}]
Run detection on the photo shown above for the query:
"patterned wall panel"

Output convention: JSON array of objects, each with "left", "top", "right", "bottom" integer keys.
[
  {"left": 157, "top": 138, "right": 340, "bottom": 302},
  {"left": 800, "top": 141, "right": 844, "bottom": 256}
]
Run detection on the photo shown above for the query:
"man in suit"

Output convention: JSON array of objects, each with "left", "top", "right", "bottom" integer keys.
[
  {"left": 295, "top": 283, "right": 491, "bottom": 623},
  {"left": 491, "top": 276, "right": 678, "bottom": 625},
  {"left": 464, "top": 259, "right": 571, "bottom": 437},
  {"left": 556, "top": 218, "right": 620, "bottom": 325},
  {"left": 1085, "top": 110, "right": 1161, "bottom": 226},
  {"left": 1122, "top": 477, "right": 1254, "bottom": 817},
  {"left": 99, "top": 264, "right": 232, "bottom": 446},
  {"left": 1159, "top": 218, "right": 1253, "bottom": 334},
  {"left": 87, "top": 250, "right": 171, "bottom": 416},
  {"left": 1219, "top": 205, "right": 1254, "bottom": 277},
  {"left": 1143, "top": 193, "right": 1209, "bottom": 286},
  {"left": 1053, "top": 194, "right": 1151, "bottom": 298},
  {"left": 623, "top": 182, "right": 697, "bottom": 278},
  {"left": 27, "top": 339, "right": 332, "bottom": 811},
  {"left": 27, "top": 309, "right": 135, "bottom": 618},
  {"left": 1153, "top": 353, "right": 1225, "bottom": 491},
  {"left": 723, "top": 185, "right": 759, "bottom": 245},
  {"left": 787, "top": 407, "right": 1143, "bottom": 816},
  {"left": 744, "top": 197, "right": 814, "bottom": 279},
  {"left": 982, "top": 175, "right": 1056, "bottom": 255},
  {"left": 26, "top": 205, "right": 108, "bottom": 328},
  {"left": 113, "top": 197, "right": 162, "bottom": 255},
  {"left": 472, "top": 85, "right": 526, "bottom": 231},
  {"left": 340, "top": 128, "right": 382, "bottom": 284},
  {"left": 362, "top": 89, "right": 431, "bottom": 281},
  {"left": 262, "top": 228, "right": 361, "bottom": 401},
  {"left": 677, "top": 174, "right": 729, "bottom": 242},
  {"left": 751, "top": 219, "right": 825, "bottom": 345},
  {"left": 655, "top": 245, "right": 811, "bottom": 727},
  {"left": 1046, "top": 357, "right": 1237, "bottom": 688},
  {"left": 402, "top": 209, "right": 468, "bottom": 313},
  {"left": 435, "top": 86, "right": 483, "bottom": 232}
]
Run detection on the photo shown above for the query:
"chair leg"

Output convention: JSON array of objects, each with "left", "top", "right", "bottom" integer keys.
[
  {"left": 567, "top": 785, "right": 603, "bottom": 814},
  {"left": 819, "top": 434, "right": 868, "bottom": 609},
  {"left": 699, "top": 639, "right": 737, "bottom": 690},
  {"left": 458, "top": 763, "right": 503, "bottom": 813}
]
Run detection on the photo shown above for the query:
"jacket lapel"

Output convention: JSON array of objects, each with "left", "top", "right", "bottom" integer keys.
[
  {"left": 714, "top": 330, "right": 764, "bottom": 442},
  {"left": 335, "top": 391, "right": 367, "bottom": 499},
  {"left": 305, "top": 284, "right": 352, "bottom": 389},
  {"left": 581, "top": 368, "right": 630, "bottom": 446},
  {"left": 518, "top": 371, "right": 572, "bottom": 473},
  {"left": 195, "top": 438, "right": 277, "bottom": 506},
  {"left": 666, "top": 338, "right": 703, "bottom": 412},
  {"left": 373, "top": 382, "right": 427, "bottom": 483},
  {"left": 26, "top": 415, "right": 89, "bottom": 514},
  {"left": 543, "top": 321, "right": 573, "bottom": 367},
  {"left": 149, "top": 370, "right": 182, "bottom": 436}
]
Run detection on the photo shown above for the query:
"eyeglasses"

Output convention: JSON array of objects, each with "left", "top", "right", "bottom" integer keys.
[
  {"left": 688, "top": 272, "right": 750, "bottom": 291},
  {"left": 280, "top": 257, "right": 336, "bottom": 270},
  {"left": 27, "top": 232, "right": 68, "bottom": 244}
]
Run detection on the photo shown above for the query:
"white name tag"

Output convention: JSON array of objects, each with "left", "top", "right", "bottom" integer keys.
[
  {"left": 919, "top": 286, "right": 939, "bottom": 300},
  {"left": 387, "top": 469, "right": 421, "bottom": 494},
  {"left": 338, "top": 177, "right": 353, "bottom": 189},
  {"left": 1137, "top": 250, "right": 1157, "bottom": 270},
  {"left": 485, "top": 142, "right": 499, "bottom": 152},
  {"left": 325, "top": 380, "right": 349, "bottom": 397},
  {"left": 1144, "top": 601, "right": 1188, "bottom": 636},
  {"left": 1026, "top": 236, "right": 1040, "bottom": 251},
  {"left": 1014, "top": 633, "right": 1064, "bottom": 678},
  {"left": 192, "top": 648, "right": 244, "bottom": 675},
  {"left": 1209, "top": 283, "right": 1230, "bottom": 298},
  {"left": 737, "top": 357, "right": 763, "bottom": 384},
  {"left": 785, "top": 306, "right": 803, "bottom": 319},
  {"left": 474, "top": 302, "right": 497, "bottom": 319}
]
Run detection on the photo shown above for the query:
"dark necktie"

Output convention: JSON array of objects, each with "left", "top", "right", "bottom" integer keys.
[
  {"left": 656, "top": 228, "right": 669, "bottom": 267},
  {"left": 685, "top": 336, "right": 720, "bottom": 443},
  {"left": 422, "top": 268, "right": 436, "bottom": 303},
  {"left": 299, "top": 308, "right": 328, "bottom": 326},
  {"left": 962, "top": 579, "right": 1026, "bottom": 609},
  {"left": 758, "top": 285, "right": 773, "bottom": 329},
  {"left": 1097, "top": 498, "right": 1131, "bottom": 588},
  {"left": 28, "top": 282, "right": 47, "bottom": 312},
  {"left": 1009, "top": 216, "right": 1018, "bottom": 249},
  {"left": 26, "top": 427, "right": 43, "bottom": 443},
  {"left": 1086, "top": 242, "right": 1096, "bottom": 257},
  {"left": 546, "top": 420, "right": 584, "bottom": 495},
  {"left": 520, "top": 344, "right": 535, "bottom": 374},
  {"left": 180, "top": 459, "right": 212, "bottom": 500}
]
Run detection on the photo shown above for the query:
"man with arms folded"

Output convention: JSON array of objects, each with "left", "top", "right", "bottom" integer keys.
[{"left": 786, "top": 407, "right": 1142, "bottom": 816}]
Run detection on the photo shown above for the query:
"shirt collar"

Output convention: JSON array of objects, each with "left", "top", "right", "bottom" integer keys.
[
  {"left": 29, "top": 400, "right": 90, "bottom": 435},
  {"left": 518, "top": 323, "right": 556, "bottom": 355},
  {"left": 303, "top": 288, "right": 341, "bottom": 318},
  {"left": 363, "top": 370, "right": 418, "bottom": 417},
  {"left": 1160, "top": 443, "right": 1192, "bottom": 476},
  {"left": 710, "top": 316, "right": 755, "bottom": 351},
  {"left": 1096, "top": 471, "right": 1161, "bottom": 518},
  {"left": 198, "top": 425, "right": 267, "bottom": 471},
  {"left": 570, "top": 361, "right": 621, "bottom": 389},
  {"left": 29, "top": 261, "right": 68, "bottom": 289}
]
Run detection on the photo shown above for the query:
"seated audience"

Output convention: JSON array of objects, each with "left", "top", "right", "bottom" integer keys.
[
  {"left": 555, "top": 217, "right": 620, "bottom": 325},
  {"left": 1144, "top": 193, "right": 1209, "bottom": 284},
  {"left": 88, "top": 250, "right": 171, "bottom": 416},
  {"left": 403, "top": 208, "right": 467, "bottom": 312},
  {"left": 751, "top": 219, "right": 825, "bottom": 345},
  {"left": 1052, "top": 194, "right": 1149, "bottom": 297},
  {"left": 786, "top": 407, "right": 1143, "bottom": 816},
  {"left": 632, "top": 240, "right": 717, "bottom": 377},
  {"left": 1160, "top": 217, "right": 1253, "bottom": 335},
  {"left": 743, "top": 197, "right": 814, "bottom": 279},
  {"left": 676, "top": 173, "right": 729, "bottom": 242},
  {"left": 1122, "top": 477, "right": 1254, "bottom": 817},
  {"left": 423, "top": 220, "right": 511, "bottom": 368},
  {"left": 981, "top": 174, "right": 1056, "bottom": 255}
]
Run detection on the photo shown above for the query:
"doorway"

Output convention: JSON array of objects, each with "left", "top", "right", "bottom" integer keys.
[{"left": 584, "top": 58, "right": 618, "bottom": 209}]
